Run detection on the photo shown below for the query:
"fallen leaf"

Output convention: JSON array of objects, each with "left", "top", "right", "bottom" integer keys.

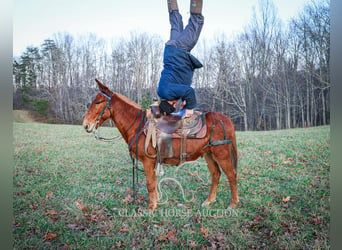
[
  {"left": 158, "top": 228, "right": 178, "bottom": 243},
  {"left": 45, "top": 210, "right": 58, "bottom": 216},
  {"left": 310, "top": 179, "right": 315, "bottom": 186},
  {"left": 45, "top": 192, "right": 53, "bottom": 200},
  {"left": 189, "top": 240, "right": 197, "bottom": 248},
  {"left": 255, "top": 216, "right": 262, "bottom": 221},
  {"left": 120, "top": 227, "right": 130, "bottom": 233},
  {"left": 158, "top": 233, "right": 167, "bottom": 242},
  {"left": 75, "top": 202, "right": 89, "bottom": 212},
  {"left": 116, "top": 241, "right": 123, "bottom": 247},
  {"left": 280, "top": 221, "right": 289, "bottom": 231},
  {"left": 29, "top": 203, "right": 38, "bottom": 210},
  {"left": 120, "top": 224, "right": 130, "bottom": 232},
  {"left": 136, "top": 196, "right": 145, "bottom": 204},
  {"left": 45, "top": 232, "right": 57, "bottom": 241},
  {"left": 200, "top": 224, "right": 209, "bottom": 238},
  {"left": 282, "top": 196, "right": 290, "bottom": 203},
  {"left": 122, "top": 195, "right": 133, "bottom": 204},
  {"left": 188, "top": 171, "right": 197, "bottom": 177},
  {"left": 166, "top": 228, "right": 178, "bottom": 243},
  {"left": 166, "top": 228, "right": 176, "bottom": 238}
]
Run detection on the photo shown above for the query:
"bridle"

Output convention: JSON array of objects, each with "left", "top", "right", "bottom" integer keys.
[
  {"left": 95, "top": 91, "right": 113, "bottom": 125},
  {"left": 93, "top": 91, "right": 116, "bottom": 141},
  {"left": 89, "top": 88, "right": 147, "bottom": 199},
  {"left": 92, "top": 91, "right": 146, "bottom": 143}
]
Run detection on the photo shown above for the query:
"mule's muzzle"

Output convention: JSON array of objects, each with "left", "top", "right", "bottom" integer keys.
[
  {"left": 83, "top": 120, "right": 95, "bottom": 133},
  {"left": 84, "top": 124, "right": 90, "bottom": 132}
]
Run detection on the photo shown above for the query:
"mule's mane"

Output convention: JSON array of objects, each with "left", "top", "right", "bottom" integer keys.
[{"left": 115, "top": 92, "right": 142, "bottom": 110}]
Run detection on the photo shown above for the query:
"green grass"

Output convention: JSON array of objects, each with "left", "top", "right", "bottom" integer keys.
[{"left": 13, "top": 123, "right": 330, "bottom": 249}]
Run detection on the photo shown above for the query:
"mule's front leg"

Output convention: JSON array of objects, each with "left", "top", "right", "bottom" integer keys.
[{"left": 143, "top": 160, "right": 158, "bottom": 210}]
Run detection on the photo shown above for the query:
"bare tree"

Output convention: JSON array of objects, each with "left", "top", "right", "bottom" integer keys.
[{"left": 12, "top": 0, "right": 330, "bottom": 127}]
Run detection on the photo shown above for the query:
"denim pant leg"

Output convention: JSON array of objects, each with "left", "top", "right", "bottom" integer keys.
[
  {"left": 166, "top": 14, "right": 204, "bottom": 51},
  {"left": 168, "top": 11, "right": 183, "bottom": 41}
]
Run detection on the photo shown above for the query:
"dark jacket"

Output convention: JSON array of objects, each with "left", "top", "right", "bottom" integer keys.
[{"left": 157, "top": 45, "right": 203, "bottom": 109}]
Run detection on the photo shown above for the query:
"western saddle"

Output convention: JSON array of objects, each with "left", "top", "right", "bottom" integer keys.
[{"left": 144, "top": 100, "right": 206, "bottom": 174}]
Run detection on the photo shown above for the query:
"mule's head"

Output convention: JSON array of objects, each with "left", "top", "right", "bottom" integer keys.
[{"left": 83, "top": 79, "right": 114, "bottom": 133}]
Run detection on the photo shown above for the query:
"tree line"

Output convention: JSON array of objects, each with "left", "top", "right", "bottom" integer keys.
[{"left": 13, "top": 0, "right": 329, "bottom": 130}]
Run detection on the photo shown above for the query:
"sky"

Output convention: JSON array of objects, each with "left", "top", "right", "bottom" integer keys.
[{"left": 13, "top": 0, "right": 310, "bottom": 57}]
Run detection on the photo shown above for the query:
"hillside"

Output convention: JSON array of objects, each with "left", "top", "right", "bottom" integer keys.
[{"left": 13, "top": 110, "right": 48, "bottom": 123}]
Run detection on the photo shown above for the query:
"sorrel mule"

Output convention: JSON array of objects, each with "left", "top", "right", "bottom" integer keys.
[{"left": 83, "top": 79, "right": 238, "bottom": 210}]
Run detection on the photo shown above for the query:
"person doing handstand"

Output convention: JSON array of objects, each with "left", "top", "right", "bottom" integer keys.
[{"left": 157, "top": 0, "right": 204, "bottom": 117}]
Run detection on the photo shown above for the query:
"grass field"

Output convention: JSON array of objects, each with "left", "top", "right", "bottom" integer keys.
[{"left": 13, "top": 122, "right": 330, "bottom": 249}]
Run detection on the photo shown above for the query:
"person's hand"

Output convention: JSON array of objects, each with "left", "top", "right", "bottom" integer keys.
[
  {"left": 167, "top": 100, "right": 178, "bottom": 108},
  {"left": 181, "top": 100, "right": 186, "bottom": 109},
  {"left": 185, "top": 109, "right": 194, "bottom": 117}
]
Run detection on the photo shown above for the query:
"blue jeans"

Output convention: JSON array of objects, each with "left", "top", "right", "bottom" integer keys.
[
  {"left": 166, "top": 11, "right": 204, "bottom": 52},
  {"left": 157, "top": 11, "right": 204, "bottom": 109}
]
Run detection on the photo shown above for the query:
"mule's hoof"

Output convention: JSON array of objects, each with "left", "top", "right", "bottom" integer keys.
[
  {"left": 148, "top": 203, "right": 158, "bottom": 211},
  {"left": 201, "top": 199, "right": 214, "bottom": 207},
  {"left": 228, "top": 202, "right": 238, "bottom": 208}
]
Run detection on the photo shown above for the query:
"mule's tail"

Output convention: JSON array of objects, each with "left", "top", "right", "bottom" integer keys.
[{"left": 231, "top": 135, "right": 238, "bottom": 171}]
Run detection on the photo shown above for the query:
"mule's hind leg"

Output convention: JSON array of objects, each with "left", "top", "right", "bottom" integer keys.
[
  {"left": 212, "top": 147, "right": 239, "bottom": 208},
  {"left": 202, "top": 153, "right": 221, "bottom": 207}
]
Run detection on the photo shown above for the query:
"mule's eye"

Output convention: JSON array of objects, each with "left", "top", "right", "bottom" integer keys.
[{"left": 95, "top": 101, "right": 102, "bottom": 105}]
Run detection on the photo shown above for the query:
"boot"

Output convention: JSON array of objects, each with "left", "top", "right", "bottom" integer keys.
[
  {"left": 167, "top": 0, "right": 178, "bottom": 13},
  {"left": 190, "top": 0, "right": 203, "bottom": 14}
]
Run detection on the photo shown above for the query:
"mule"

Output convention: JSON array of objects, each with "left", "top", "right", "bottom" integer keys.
[{"left": 83, "top": 79, "right": 238, "bottom": 210}]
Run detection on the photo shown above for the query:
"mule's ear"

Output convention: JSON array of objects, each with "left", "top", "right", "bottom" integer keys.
[{"left": 95, "top": 78, "right": 111, "bottom": 95}]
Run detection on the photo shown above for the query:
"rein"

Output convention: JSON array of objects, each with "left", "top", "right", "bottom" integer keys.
[
  {"left": 127, "top": 110, "right": 147, "bottom": 199},
  {"left": 93, "top": 91, "right": 120, "bottom": 141},
  {"left": 91, "top": 90, "right": 146, "bottom": 198}
]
